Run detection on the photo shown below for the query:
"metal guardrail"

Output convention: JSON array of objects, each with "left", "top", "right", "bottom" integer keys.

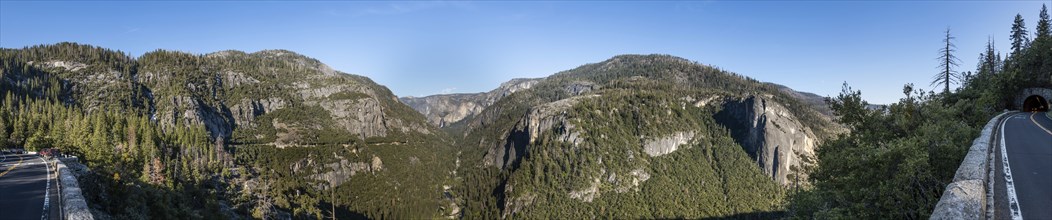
[{"left": 930, "top": 111, "right": 1012, "bottom": 220}]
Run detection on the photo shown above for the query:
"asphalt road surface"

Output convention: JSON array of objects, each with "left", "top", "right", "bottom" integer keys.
[
  {"left": 0, "top": 152, "right": 60, "bottom": 220},
  {"left": 995, "top": 112, "right": 1052, "bottom": 220}
]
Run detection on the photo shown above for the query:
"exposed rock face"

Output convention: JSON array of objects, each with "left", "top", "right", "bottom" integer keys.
[
  {"left": 305, "top": 152, "right": 387, "bottom": 191},
  {"left": 22, "top": 45, "right": 434, "bottom": 143},
  {"left": 147, "top": 94, "right": 234, "bottom": 138},
  {"left": 400, "top": 78, "right": 541, "bottom": 127},
  {"left": 483, "top": 95, "right": 596, "bottom": 169},
  {"left": 318, "top": 97, "right": 389, "bottom": 137},
  {"left": 568, "top": 178, "right": 602, "bottom": 202},
  {"left": 564, "top": 81, "right": 596, "bottom": 96},
  {"left": 435, "top": 54, "right": 841, "bottom": 218},
  {"left": 35, "top": 60, "right": 88, "bottom": 72},
  {"left": 715, "top": 95, "right": 818, "bottom": 185},
  {"left": 230, "top": 98, "right": 287, "bottom": 128},
  {"left": 643, "top": 131, "right": 696, "bottom": 157},
  {"left": 399, "top": 94, "right": 486, "bottom": 128},
  {"left": 500, "top": 183, "right": 536, "bottom": 219},
  {"left": 136, "top": 50, "right": 434, "bottom": 141}
]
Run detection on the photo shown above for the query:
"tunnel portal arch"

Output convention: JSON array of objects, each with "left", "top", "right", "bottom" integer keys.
[
  {"left": 1015, "top": 87, "right": 1052, "bottom": 112},
  {"left": 1023, "top": 95, "right": 1049, "bottom": 112}
]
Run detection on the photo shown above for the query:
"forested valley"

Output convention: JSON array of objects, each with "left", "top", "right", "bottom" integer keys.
[{"left": 0, "top": 4, "right": 1049, "bottom": 220}]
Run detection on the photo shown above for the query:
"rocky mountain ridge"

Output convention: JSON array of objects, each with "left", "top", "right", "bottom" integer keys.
[
  {"left": 409, "top": 55, "right": 837, "bottom": 186},
  {"left": 1, "top": 43, "right": 454, "bottom": 219},
  {"left": 445, "top": 54, "right": 841, "bottom": 218},
  {"left": 399, "top": 78, "right": 540, "bottom": 127},
  {"left": 2, "top": 44, "right": 840, "bottom": 219}
]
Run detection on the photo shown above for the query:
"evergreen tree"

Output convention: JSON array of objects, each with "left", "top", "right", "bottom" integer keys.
[
  {"left": 979, "top": 37, "right": 1001, "bottom": 75},
  {"left": 1038, "top": 4, "right": 1050, "bottom": 40},
  {"left": 0, "top": 117, "right": 7, "bottom": 148},
  {"left": 1011, "top": 14, "right": 1030, "bottom": 56},
  {"left": 25, "top": 129, "right": 49, "bottom": 152},
  {"left": 90, "top": 114, "right": 112, "bottom": 166},
  {"left": 934, "top": 28, "right": 961, "bottom": 93},
  {"left": 10, "top": 116, "right": 25, "bottom": 146}
]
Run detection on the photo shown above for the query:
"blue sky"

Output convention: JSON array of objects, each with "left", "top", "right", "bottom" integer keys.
[{"left": 1, "top": 1, "right": 1048, "bottom": 104}]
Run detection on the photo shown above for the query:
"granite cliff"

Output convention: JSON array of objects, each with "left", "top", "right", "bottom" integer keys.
[
  {"left": 443, "top": 54, "right": 840, "bottom": 219},
  {"left": 1, "top": 43, "right": 454, "bottom": 219}
]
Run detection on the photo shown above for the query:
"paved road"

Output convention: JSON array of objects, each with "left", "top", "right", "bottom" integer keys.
[
  {"left": 0, "top": 152, "right": 61, "bottom": 220},
  {"left": 994, "top": 112, "right": 1052, "bottom": 220}
]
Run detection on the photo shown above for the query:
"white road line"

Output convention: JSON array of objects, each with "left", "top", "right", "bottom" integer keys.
[
  {"left": 39, "top": 156, "right": 51, "bottom": 220},
  {"left": 1000, "top": 113, "right": 1024, "bottom": 220}
]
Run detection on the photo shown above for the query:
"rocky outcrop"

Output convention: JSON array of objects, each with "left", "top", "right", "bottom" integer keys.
[
  {"left": 399, "top": 94, "right": 487, "bottom": 127},
  {"left": 18, "top": 44, "right": 438, "bottom": 146},
  {"left": 568, "top": 178, "right": 602, "bottom": 202},
  {"left": 317, "top": 97, "right": 389, "bottom": 137},
  {"left": 34, "top": 60, "right": 88, "bottom": 72},
  {"left": 643, "top": 131, "right": 696, "bottom": 157},
  {"left": 230, "top": 98, "right": 287, "bottom": 127},
  {"left": 715, "top": 95, "right": 818, "bottom": 185},
  {"left": 500, "top": 183, "right": 536, "bottom": 218},
  {"left": 563, "top": 81, "right": 596, "bottom": 96},
  {"left": 400, "top": 78, "right": 541, "bottom": 127},
  {"left": 148, "top": 94, "right": 234, "bottom": 138},
  {"left": 311, "top": 155, "right": 385, "bottom": 187},
  {"left": 483, "top": 95, "right": 596, "bottom": 169},
  {"left": 138, "top": 50, "right": 433, "bottom": 141}
]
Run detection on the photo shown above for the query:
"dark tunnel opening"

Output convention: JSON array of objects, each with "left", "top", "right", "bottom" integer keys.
[{"left": 1022, "top": 95, "right": 1049, "bottom": 112}]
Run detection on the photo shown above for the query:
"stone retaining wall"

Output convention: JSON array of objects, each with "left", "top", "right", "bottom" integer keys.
[
  {"left": 930, "top": 111, "right": 1011, "bottom": 220},
  {"left": 57, "top": 158, "right": 93, "bottom": 220}
]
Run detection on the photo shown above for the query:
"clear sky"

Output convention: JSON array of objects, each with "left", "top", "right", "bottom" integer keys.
[{"left": 1, "top": 1, "right": 1048, "bottom": 104}]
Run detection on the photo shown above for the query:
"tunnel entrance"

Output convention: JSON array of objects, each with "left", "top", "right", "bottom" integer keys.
[{"left": 1023, "top": 95, "right": 1049, "bottom": 112}]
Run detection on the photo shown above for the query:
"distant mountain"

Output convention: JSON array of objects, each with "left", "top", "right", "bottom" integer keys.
[
  {"left": 765, "top": 82, "right": 835, "bottom": 117},
  {"left": 0, "top": 43, "right": 455, "bottom": 219},
  {"left": 1, "top": 43, "right": 843, "bottom": 219},
  {"left": 399, "top": 78, "right": 540, "bottom": 128},
  {"left": 414, "top": 54, "right": 843, "bottom": 219}
]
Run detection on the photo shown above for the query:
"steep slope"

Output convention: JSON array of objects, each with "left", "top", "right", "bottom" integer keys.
[
  {"left": 136, "top": 49, "right": 437, "bottom": 143},
  {"left": 447, "top": 55, "right": 840, "bottom": 219},
  {"left": 2, "top": 44, "right": 839, "bottom": 219},
  {"left": 0, "top": 43, "right": 455, "bottom": 219}
]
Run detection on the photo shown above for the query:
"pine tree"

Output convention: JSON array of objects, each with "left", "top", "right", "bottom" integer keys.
[
  {"left": 1011, "top": 14, "right": 1030, "bottom": 56},
  {"left": 934, "top": 28, "right": 961, "bottom": 93},
  {"left": 2, "top": 92, "right": 13, "bottom": 113},
  {"left": 1038, "top": 4, "right": 1051, "bottom": 40},
  {"left": 10, "top": 116, "right": 25, "bottom": 146},
  {"left": 0, "top": 116, "right": 8, "bottom": 148},
  {"left": 90, "top": 114, "right": 112, "bottom": 166},
  {"left": 979, "top": 37, "right": 1001, "bottom": 75},
  {"left": 995, "top": 52, "right": 1003, "bottom": 73}
]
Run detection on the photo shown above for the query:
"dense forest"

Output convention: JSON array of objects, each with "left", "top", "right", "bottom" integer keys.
[
  {"left": 788, "top": 5, "right": 1051, "bottom": 219},
  {"left": 447, "top": 54, "right": 840, "bottom": 218},
  {"left": 0, "top": 4, "right": 1046, "bottom": 220},
  {"left": 0, "top": 47, "right": 230, "bottom": 218},
  {"left": 1, "top": 45, "right": 839, "bottom": 219},
  {"left": 0, "top": 43, "right": 457, "bottom": 219}
]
